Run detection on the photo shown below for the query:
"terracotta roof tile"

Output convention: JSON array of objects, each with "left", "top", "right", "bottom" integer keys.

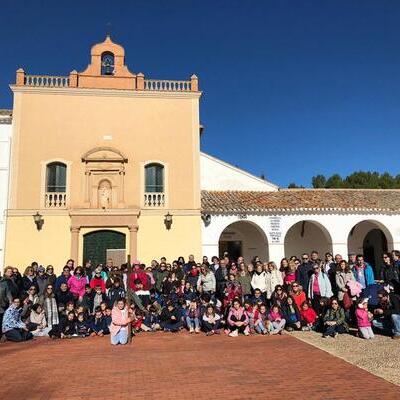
[{"left": 201, "top": 189, "right": 400, "bottom": 213}]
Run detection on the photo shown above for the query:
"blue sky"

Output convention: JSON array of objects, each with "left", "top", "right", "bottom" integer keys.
[{"left": 1, "top": 0, "right": 399, "bottom": 187}]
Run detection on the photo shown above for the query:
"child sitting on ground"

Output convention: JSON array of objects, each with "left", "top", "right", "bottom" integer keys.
[
  {"left": 356, "top": 298, "right": 374, "bottom": 339},
  {"left": 254, "top": 303, "right": 271, "bottom": 335},
  {"left": 300, "top": 301, "right": 317, "bottom": 331},
  {"left": 76, "top": 312, "right": 90, "bottom": 337},
  {"left": 185, "top": 300, "right": 201, "bottom": 333},
  {"left": 142, "top": 305, "right": 161, "bottom": 332},
  {"left": 202, "top": 304, "right": 221, "bottom": 336},
  {"left": 61, "top": 311, "right": 77, "bottom": 338},
  {"left": 268, "top": 304, "right": 286, "bottom": 335},
  {"left": 243, "top": 300, "right": 257, "bottom": 334},
  {"left": 90, "top": 307, "right": 108, "bottom": 337}
]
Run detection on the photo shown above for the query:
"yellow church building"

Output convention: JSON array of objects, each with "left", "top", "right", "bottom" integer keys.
[{"left": 5, "top": 36, "right": 202, "bottom": 270}]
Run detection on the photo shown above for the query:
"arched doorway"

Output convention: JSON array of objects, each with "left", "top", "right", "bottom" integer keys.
[
  {"left": 284, "top": 220, "right": 332, "bottom": 259},
  {"left": 218, "top": 221, "right": 268, "bottom": 262},
  {"left": 348, "top": 220, "right": 393, "bottom": 273},
  {"left": 83, "top": 230, "right": 126, "bottom": 266}
]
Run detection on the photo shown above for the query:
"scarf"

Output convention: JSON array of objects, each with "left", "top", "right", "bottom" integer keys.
[{"left": 44, "top": 296, "right": 59, "bottom": 327}]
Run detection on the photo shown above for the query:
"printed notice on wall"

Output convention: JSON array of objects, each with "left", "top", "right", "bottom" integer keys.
[{"left": 269, "top": 216, "right": 282, "bottom": 243}]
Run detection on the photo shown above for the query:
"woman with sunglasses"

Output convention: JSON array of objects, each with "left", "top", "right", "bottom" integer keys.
[
  {"left": 322, "top": 298, "right": 348, "bottom": 338},
  {"left": 22, "top": 266, "right": 37, "bottom": 292},
  {"left": 40, "top": 284, "right": 59, "bottom": 331},
  {"left": 380, "top": 253, "right": 399, "bottom": 287},
  {"left": 308, "top": 263, "right": 333, "bottom": 314}
]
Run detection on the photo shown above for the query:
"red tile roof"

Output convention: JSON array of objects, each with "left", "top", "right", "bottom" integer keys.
[{"left": 201, "top": 189, "right": 400, "bottom": 213}]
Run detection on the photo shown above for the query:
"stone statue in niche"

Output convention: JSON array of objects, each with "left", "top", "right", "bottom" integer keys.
[{"left": 98, "top": 180, "right": 112, "bottom": 209}]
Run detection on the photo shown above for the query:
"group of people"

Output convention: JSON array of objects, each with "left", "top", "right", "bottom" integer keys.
[{"left": 0, "top": 250, "right": 399, "bottom": 345}]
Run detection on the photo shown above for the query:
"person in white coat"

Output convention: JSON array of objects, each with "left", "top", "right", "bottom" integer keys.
[
  {"left": 265, "top": 262, "right": 283, "bottom": 302},
  {"left": 251, "top": 264, "right": 267, "bottom": 293}
]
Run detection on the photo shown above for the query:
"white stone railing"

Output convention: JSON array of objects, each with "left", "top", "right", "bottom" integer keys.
[
  {"left": 25, "top": 75, "right": 70, "bottom": 88},
  {"left": 144, "top": 192, "right": 165, "bottom": 207},
  {"left": 144, "top": 79, "right": 192, "bottom": 92},
  {"left": 45, "top": 192, "right": 67, "bottom": 208}
]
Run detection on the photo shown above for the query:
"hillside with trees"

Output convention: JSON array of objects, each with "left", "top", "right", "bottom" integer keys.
[{"left": 288, "top": 172, "right": 400, "bottom": 189}]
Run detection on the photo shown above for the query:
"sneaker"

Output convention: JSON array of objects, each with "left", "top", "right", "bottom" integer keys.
[
  {"left": 224, "top": 329, "right": 230, "bottom": 335},
  {"left": 229, "top": 330, "right": 238, "bottom": 337},
  {"left": 214, "top": 329, "right": 221, "bottom": 335},
  {"left": 189, "top": 328, "right": 194, "bottom": 334},
  {"left": 195, "top": 328, "right": 200, "bottom": 334},
  {"left": 244, "top": 326, "right": 250, "bottom": 336},
  {"left": 206, "top": 331, "right": 214, "bottom": 336},
  {"left": 332, "top": 332, "right": 338, "bottom": 338}
]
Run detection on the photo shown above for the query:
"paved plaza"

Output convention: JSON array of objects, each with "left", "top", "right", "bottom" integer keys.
[{"left": 0, "top": 333, "right": 398, "bottom": 400}]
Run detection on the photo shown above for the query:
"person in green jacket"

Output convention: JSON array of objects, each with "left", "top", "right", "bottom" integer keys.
[{"left": 322, "top": 298, "right": 348, "bottom": 338}]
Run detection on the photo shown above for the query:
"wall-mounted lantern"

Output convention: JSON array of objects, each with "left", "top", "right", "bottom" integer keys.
[
  {"left": 201, "top": 213, "right": 211, "bottom": 226},
  {"left": 164, "top": 212, "right": 173, "bottom": 230},
  {"left": 33, "top": 212, "right": 44, "bottom": 231}
]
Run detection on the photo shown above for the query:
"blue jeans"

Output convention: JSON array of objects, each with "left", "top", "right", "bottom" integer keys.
[
  {"left": 186, "top": 317, "right": 200, "bottom": 330},
  {"left": 111, "top": 328, "right": 128, "bottom": 345},
  {"left": 323, "top": 324, "right": 347, "bottom": 336},
  {"left": 373, "top": 314, "right": 400, "bottom": 337}
]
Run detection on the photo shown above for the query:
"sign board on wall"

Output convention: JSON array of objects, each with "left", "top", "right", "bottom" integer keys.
[{"left": 268, "top": 216, "right": 282, "bottom": 243}]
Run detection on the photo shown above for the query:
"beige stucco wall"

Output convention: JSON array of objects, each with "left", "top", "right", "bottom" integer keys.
[
  {"left": 9, "top": 89, "right": 201, "bottom": 211},
  {"left": 137, "top": 214, "right": 202, "bottom": 265},
  {"left": 4, "top": 215, "right": 71, "bottom": 272}
]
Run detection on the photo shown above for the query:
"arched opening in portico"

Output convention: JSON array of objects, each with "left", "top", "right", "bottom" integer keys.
[
  {"left": 347, "top": 220, "right": 393, "bottom": 273},
  {"left": 218, "top": 221, "right": 268, "bottom": 263},
  {"left": 284, "top": 220, "right": 333, "bottom": 259}
]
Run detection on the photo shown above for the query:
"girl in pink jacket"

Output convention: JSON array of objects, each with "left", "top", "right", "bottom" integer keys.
[
  {"left": 67, "top": 267, "right": 88, "bottom": 301},
  {"left": 356, "top": 298, "right": 374, "bottom": 339}
]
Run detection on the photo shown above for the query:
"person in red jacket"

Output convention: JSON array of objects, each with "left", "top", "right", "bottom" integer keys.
[
  {"left": 300, "top": 300, "right": 317, "bottom": 331},
  {"left": 90, "top": 267, "right": 106, "bottom": 293},
  {"left": 129, "top": 262, "right": 150, "bottom": 291}
]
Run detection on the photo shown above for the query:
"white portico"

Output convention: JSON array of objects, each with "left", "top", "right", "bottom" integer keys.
[{"left": 200, "top": 154, "right": 400, "bottom": 273}]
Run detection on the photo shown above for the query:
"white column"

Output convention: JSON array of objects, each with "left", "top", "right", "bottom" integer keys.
[
  {"left": 332, "top": 242, "right": 348, "bottom": 258},
  {"left": 268, "top": 243, "right": 285, "bottom": 263},
  {"left": 202, "top": 244, "right": 219, "bottom": 260}
]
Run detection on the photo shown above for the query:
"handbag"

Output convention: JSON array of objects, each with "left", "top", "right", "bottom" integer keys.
[{"left": 342, "top": 292, "right": 353, "bottom": 310}]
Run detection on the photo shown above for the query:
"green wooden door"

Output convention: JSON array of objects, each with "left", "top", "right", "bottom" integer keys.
[{"left": 83, "top": 230, "right": 126, "bottom": 266}]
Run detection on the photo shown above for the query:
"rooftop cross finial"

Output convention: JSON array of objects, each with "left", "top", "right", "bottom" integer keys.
[{"left": 106, "top": 22, "right": 112, "bottom": 38}]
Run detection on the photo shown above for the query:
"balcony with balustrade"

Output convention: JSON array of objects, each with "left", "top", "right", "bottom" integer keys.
[
  {"left": 44, "top": 192, "right": 67, "bottom": 208},
  {"left": 144, "top": 192, "right": 166, "bottom": 208}
]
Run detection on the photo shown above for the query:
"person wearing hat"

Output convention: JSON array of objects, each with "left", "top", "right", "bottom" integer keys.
[
  {"left": 356, "top": 298, "right": 374, "bottom": 339},
  {"left": 36, "top": 266, "right": 49, "bottom": 296}
]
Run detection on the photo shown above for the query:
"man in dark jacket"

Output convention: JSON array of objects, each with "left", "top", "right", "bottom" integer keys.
[
  {"left": 55, "top": 282, "right": 75, "bottom": 312},
  {"left": 373, "top": 289, "right": 400, "bottom": 339},
  {"left": 55, "top": 266, "right": 71, "bottom": 291},
  {"left": 0, "top": 267, "right": 19, "bottom": 337},
  {"left": 295, "top": 254, "right": 314, "bottom": 293}
]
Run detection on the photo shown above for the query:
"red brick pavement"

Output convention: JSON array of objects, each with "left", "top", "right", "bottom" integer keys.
[{"left": 0, "top": 333, "right": 398, "bottom": 400}]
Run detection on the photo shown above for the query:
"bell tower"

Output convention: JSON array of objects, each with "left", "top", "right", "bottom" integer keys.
[{"left": 70, "top": 35, "right": 136, "bottom": 90}]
